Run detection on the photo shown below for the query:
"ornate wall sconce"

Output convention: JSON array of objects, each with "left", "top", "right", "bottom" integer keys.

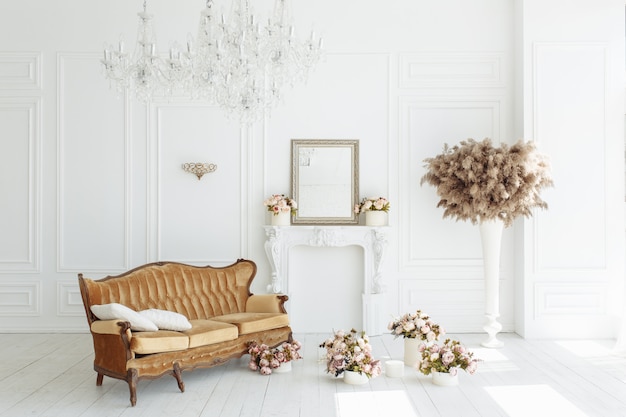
[{"left": 182, "top": 162, "right": 217, "bottom": 180}]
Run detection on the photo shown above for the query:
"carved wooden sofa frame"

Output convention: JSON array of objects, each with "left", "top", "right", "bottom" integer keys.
[{"left": 78, "top": 259, "right": 292, "bottom": 406}]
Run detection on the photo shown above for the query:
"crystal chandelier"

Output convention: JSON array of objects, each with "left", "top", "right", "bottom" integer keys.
[{"left": 101, "top": 0, "right": 323, "bottom": 123}]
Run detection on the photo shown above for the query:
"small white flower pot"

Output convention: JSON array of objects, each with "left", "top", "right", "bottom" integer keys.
[
  {"left": 432, "top": 371, "right": 459, "bottom": 386},
  {"left": 271, "top": 211, "right": 291, "bottom": 226},
  {"left": 404, "top": 338, "right": 420, "bottom": 367},
  {"left": 365, "top": 210, "right": 387, "bottom": 226},
  {"left": 343, "top": 370, "right": 369, "bottom": 385}
]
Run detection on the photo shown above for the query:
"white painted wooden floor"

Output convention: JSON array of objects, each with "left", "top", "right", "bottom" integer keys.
[{"left": 1, "top": 332, "right": 626, "bottom": 417}]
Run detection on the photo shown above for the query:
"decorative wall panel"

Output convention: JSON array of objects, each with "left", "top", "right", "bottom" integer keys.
[
  {"left": 534, "top": 283, "right": 607, "bottom": 317},
  {"left": 148, "top": 104, "right": 243, "bottom": 264},
  {"left": 398, "top": 278, "right": 486, "bottom": 332},
  {"left": 532, "top": 43, "right": 608, "bottom": 272},
  {"left": 0, "top": 98, "right": 40, "bottom": 272},
  {"left": 0, "top": 281, "right": 40, "bottom": 316},
  {"left": 399, "top": 98, "right": 503, "bottom": 270},
  {"left": 56, "top": 281, "right": 84, "bottom": 316},
  {"left": 0, "top": 52, "right": 41, "bottom": 90},
  {"left": 57, "top": 53, "right": 129, "bottom": 272},
  {"left": 399, "top": 52, "right": 504, "bottom": 89}
]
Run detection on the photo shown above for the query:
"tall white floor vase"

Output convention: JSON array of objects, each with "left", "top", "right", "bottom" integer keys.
[{"left": 479, "top": 218, "right": 504, "bottom": 348}]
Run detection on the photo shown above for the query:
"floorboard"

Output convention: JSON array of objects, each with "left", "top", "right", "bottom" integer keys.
[{"left": 0, "top": 332, "right": 625, "bottom": 417}]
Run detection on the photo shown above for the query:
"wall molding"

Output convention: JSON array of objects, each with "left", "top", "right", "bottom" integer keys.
[
  {"left": 534, "top": 282, "right": 607, "bottom": 318},
  {"left": 147, "top": 102, "right": 246, "bottom": 264},
  {"left": 0, "top": 281, "right": 41, "bottom": 316},
  {"left": 531, "top": 42, "right": 609, "bottom": 274},
  {"left": 398, "top": 96, "right": 504, "bottom": 271},
  {"left": 399, "top": 52, "right": 505, "bottom": 89},
  {"left": 56, "top": 280, "right": 84, "bottom": 316},
  {"left": 0, "top": 52, "right": 42, "bottom": 90},
  {"left": 0, "top": 97, "right": 40, "bottom": 272},
  {"left": 56, "top": 53, "right": 131, "bottom": 273}
]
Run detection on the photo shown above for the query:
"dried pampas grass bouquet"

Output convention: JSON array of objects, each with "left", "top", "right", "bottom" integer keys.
[{"left": 420, "top": 138, "right": 553, "bottom": 227}]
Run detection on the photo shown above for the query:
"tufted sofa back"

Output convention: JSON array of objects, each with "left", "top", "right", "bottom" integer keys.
[{"left": 79, "top": 259, "right": 256, "bottom": 325}]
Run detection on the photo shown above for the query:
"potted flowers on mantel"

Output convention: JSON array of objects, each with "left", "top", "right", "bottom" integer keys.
[
  {"left": 319, "top": 328, "right": 382, "bottom": 385},
  {"left": 420, "top": 138, "right": 553, "bottom": 348},
  {"left": 354, "top": 197, "right": 390, "bottom": 226},
  {"left": 388, "top": 310, "right": 445, "bottom": 367},
  {"left": 247, "top": 340, "right": 302, "bottom": 375},
  {"left": 264, "top": 194, "right": 297, "bottom": 226},
  {"left": 416, "top": 338, "right": 480, "bottom": 386}
]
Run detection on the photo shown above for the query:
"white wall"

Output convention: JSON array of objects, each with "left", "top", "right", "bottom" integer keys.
[
  {"left": 515, "top": 0, "right": 626, "bottom": 338},
  {"left": 0, "top": 0, "right": 623, "bottom": 338}
]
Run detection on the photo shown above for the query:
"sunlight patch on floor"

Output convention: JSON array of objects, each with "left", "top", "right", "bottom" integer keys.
[
  {"left": 335, "top": 391, "right": 417, "bottom": 417},
  {"left": 485, "top": 385, "right": 588, "bottom": 417},
  {"left": 555, "top": 340, "right": 613, "bottom": 358},
  {"left": 471, "top": 347, "right": 519, "bottom": 372}
]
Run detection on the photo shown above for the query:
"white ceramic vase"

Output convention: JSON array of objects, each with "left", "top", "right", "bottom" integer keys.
[
  {"left": 403, "top": 337, "right": 420, "bottom": 367},
  {"left": 273, "top": 361, "right": 292, "bottom": 373},
  {"left": 343, "top": 370, "right": 369, "bottom": 385},
  {"left": 365, "top": 210, "right": 387, "bottom": 226},
  {"left": 432, "top": 371, "right": 459, "bottom": 386},
  {"left": 271, "top": 211, "right": 291, "bottom": 226},
  {"left": 479, "top": 218, "right": 504, "bottom": 348}
]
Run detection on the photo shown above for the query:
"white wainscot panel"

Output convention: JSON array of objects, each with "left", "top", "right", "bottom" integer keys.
[
  {"left": 151, "top": 104, "right": 242, "bottom": 263},
  {"left": 398, "top": 277, "right": 485, "bottom": 333},
  {"left": 534, "top": 283, "right": 607, "bottom": 317},
  {"left": 399, "top": 52, "right": 505, "bottom": 89},
  {"left": 58, "top": 53, "right": 128, "bottom": 272},
  {"left": 533, "top": 43, "right": 608, "bottom": 271},
  {"left": 399, "top": 98, "right": 503, "bottom": 270},
  {"left": 0, "top": 281, "right": 40, "bottom": 316},
  {"left": 57, "top": 280, "right": 84, "bottom": 316},
  {"left": 0, "top": 98, "right": 40, "bottom": 272},
  {"left": 0, "top": 52, "right": 41, "bottom": 90}
]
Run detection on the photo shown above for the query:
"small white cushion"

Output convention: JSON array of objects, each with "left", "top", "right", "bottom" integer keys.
[
  {"left": 139, "top": 309, "right": 192, "bottom": 331},
  {"left": 90, "top": 303, "right": 158, "bottom": 332}
]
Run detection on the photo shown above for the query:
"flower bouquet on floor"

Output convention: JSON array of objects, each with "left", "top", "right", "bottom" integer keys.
[
  {"left": 416, "top": 338, "right": 480, "bottom": 386},
  {"left": 247, "top": 340, "right": 302, "bottom": 375},
  {"left": 388, "top": 309, "right": 445, "bottom": 366},
  {"left": 319, "top": 328, "right": 382, "bottom": 384}
]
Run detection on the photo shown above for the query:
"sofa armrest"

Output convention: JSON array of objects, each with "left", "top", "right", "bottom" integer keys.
[
  {"left": 91, "top": 319, "right": 132, "bottom": 338},
  {"left": 89, "top": 319, "right": 135, "bottom": 379},
  {"left": 246, "top": 294, "right": 289, "bottom": 314}
]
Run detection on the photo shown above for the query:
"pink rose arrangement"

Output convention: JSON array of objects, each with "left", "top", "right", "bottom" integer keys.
[
  {"left": 264, "top": 194, "right": 297, "bottom": 216},
  {"left": 247, "top": 340, "right": 302, "bottom": 375},
  {"left": 354, "top": 197, "right": 390, "bottom": 215},
  {"left": 388, "top": 309, "right": 445, "bottom": 342},
  {"left": 319, "top": 328, "right": 382, "bottom": 379},
  {"left": 416, "top": 338, "right": 480, "bottom": 376}
]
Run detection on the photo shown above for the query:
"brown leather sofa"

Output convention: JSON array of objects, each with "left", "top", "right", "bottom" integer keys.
[{"left": 78, "top": 259, "right": 292, "bottom": 406}]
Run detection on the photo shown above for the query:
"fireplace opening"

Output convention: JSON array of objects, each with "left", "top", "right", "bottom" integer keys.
[{"left": 288, "top": 245, "right": 364, "bottom": 333}]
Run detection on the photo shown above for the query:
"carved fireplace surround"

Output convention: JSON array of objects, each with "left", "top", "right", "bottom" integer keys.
[{"left": 262, "top": 225, "right": 389, "bottom": 335}]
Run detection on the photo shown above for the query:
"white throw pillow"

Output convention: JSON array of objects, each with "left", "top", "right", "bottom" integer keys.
[
  {"left": 90, "top": 303, "right": 158, "bottom": 332},
  {"left": 139, "top": 309, "right": 192, "bottom": 331}
]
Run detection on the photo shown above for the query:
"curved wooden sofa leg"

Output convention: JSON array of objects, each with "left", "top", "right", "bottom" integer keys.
[
  {"left": 128, "top": 369, "right": 138, "bottom": 407},
  {"left": 96, "top": 373, "right": 104, "bottom": 386},
  {"left": 172, "top": 363, "right": 185, "bottom": 392}
]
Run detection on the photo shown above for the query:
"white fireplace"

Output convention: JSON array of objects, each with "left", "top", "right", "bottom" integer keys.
[{"left": 262, "top": 225, "right": 389, "bottom": 335}]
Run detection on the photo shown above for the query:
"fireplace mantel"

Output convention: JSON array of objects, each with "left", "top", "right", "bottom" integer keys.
[{"left": 262, "top": 225, "right": 389, "bottom": 334}]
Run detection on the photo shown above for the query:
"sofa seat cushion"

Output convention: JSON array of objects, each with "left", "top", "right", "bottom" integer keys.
[
  {"left": 211, "top": 312, "right": 289, "bottom": 335},
  {"left": 183, "top": 320, "right": 239, "bottom": 348},
  {"left": 130, "top": 330, "right": 190, "bottom": 355}
]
